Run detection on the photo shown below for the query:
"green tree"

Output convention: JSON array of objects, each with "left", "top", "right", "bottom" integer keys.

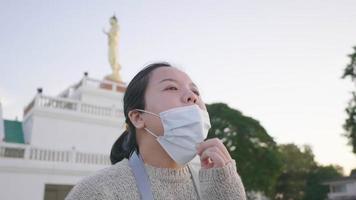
[
  {"left": 350, "top": 168, "right": 356, "bottom": 176},
  {"left": 206, "top": 103, "right": 283, "bottom": 197},
  {"left": 342, "top": 46, "right": 356, "bottom": 154},
  {"left": 303, "top": 165, "right": 343, "bottom": 200},
  {"left": 275, "top": 144, "right": 317, "bottom": 200}
]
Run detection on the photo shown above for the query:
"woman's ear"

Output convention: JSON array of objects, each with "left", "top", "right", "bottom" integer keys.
[{"left": 128, "top": 110, "right": 145, "bottom": 129}]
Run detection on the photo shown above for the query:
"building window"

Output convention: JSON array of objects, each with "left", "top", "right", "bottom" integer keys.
[
  {"left": 44, "top": 184, "right": 73, "bottom": 200},
  {"left": 331, "top": 184, "right": 347, "bottom": 193}
]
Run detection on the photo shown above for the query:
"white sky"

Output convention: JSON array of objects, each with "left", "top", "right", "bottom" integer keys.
[{"left": 1, "top": 0, "right": 356, "bottom": 175}]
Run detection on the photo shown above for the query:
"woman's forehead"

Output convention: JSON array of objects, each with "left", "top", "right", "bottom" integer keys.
[{"left": 150, "top": 67, "right": 194, "bottom": 85}]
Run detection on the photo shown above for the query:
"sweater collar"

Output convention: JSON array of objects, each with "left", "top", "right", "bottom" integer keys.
[{"left": 144, "top": 163, "right": 191, "bottom": 182}]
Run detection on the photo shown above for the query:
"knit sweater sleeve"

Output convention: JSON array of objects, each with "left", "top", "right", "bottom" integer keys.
[{"left": 199, "top": 160, "right": 246, "bottom": 200}]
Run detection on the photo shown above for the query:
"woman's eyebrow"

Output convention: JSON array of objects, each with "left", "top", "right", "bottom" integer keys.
[
  {"left": 158, "top": 78, "right": 178, "bottom": 84},
  {"left": 190, "top": 82, "right": 198, "bottom": 89},
  {"left": 158, "top": 78, "right": 198, "bottom": 89}
]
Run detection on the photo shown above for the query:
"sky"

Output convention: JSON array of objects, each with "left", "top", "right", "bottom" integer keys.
[{"left": 0, "top": 0, "right": 356, "bottom": 175}]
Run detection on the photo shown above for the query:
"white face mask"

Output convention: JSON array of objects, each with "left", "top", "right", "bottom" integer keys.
[{"left": 136, "top": 104, "right": 211, "bottom": 165}]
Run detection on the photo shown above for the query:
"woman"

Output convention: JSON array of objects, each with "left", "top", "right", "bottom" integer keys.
[{"left": 66, "top": 63, "right": 246, "bottom": 200}]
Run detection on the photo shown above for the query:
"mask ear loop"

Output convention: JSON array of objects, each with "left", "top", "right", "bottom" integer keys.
[
  {"left": 135, "top": 109, "right": 160, "bottom": 117},
  {"left": 144, "top": 128, "right": 159, "bottom": 138},
  {"left": 135, "top": 109, "right": 161, "bottom": 138}
]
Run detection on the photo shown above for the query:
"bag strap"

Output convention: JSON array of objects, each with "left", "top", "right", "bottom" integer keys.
[
  {"left": 188, "top": 163, "right": 202, "bottom": 199},
  {"left": 129, "top": 151, "right": 154, "bottom": 200}
]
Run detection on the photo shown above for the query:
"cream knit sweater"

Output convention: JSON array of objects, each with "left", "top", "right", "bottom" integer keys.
[{"left": 66, "top": 159, "right": 246, "bottom": 200}]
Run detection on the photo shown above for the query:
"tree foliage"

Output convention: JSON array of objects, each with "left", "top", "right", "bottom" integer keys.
[
  {"left": 206, "top": 103, "right": 343, "bottom": 200},
  {"left": 342, "top": 46, "right": 356, "bottom": 154},
  {"left": 274, "top": 144, "right": 343, "bottom": 200},
  {"left": 350, "top": 168, "right": 356, "bottom": 176},
  {"left": 206, "top": 103, "right": 283, "bottom": 197},
  {"left": 303, "top": 165, "right": 343, "bottom": 200},
  {"left": 274, "top": 144, "right": 316, "bottom": 200}
]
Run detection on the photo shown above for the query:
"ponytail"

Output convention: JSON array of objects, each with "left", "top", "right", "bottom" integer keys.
[{"left": 110, "top": 129, "right": 137, "bottom": 164}]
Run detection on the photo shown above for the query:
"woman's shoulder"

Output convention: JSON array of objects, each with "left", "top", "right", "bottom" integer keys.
[
  {"left": 86, "top": 159, "right": 134, "bottom": 183},
  {"left": 66, "top": 159, "right": 137, "bottom": 200}
]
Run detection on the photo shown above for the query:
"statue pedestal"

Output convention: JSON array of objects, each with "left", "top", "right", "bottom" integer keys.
[{"left": 100, "top": 75, "right": 126, "bottom": 93}]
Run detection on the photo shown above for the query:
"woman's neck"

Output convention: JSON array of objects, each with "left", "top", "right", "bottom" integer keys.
[{"left": 138, "top": 140, "right": 183, "bottom": 169}]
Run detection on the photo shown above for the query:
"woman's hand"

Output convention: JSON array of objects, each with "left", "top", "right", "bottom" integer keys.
[{"left": 196, "top": 138, "right": 233, "bottom": 169}]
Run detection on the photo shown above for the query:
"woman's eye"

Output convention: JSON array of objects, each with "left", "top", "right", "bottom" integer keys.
[
  {"left": 165, "top": 86, "right": 178, "bottom": 91},
  {"left": 193, "top": 90, "right": 200, "bottom": 96}
]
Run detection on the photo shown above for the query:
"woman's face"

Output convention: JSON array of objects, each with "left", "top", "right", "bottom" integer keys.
[{"left": 141, "top": 67, "right": 206, "bottom": 136}]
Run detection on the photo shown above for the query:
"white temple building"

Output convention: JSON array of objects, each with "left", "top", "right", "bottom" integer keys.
[
  {"left": 0, "top": 16, "right": 126, "bottom": 200},
  {"left": 0, "top": 74, "right": 126, "bottom": 200}
]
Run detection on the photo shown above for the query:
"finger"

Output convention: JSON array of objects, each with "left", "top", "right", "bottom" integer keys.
[
  {"left": 203, "top": 146, "right": 227, "bottom": 163},
  {"left": 197, "top": 138, "right": 231, "bottom": 160},
  {"left": 197, "top": 138, "right": 228, "bottom": 156},
  {"left": 201, "top": 147, "right": 230, "bottom": 165},
  {"left": 201, "top": 157, "right": 214, "bottom": 169},
  {"left": 200, "top": 148, "right": 225, "bottom": 168}
]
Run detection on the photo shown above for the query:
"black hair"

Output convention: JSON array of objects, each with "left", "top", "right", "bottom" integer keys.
[{"left": 110, "top": 62, "right": 172, "bottom": 164}]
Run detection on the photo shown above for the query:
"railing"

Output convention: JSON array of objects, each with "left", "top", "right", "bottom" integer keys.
[
  {"left": 58, "top": 77, "right": 126, "bottom": 98},
  {"left": 38, "top": 96, "right": 78, "bottom": 111},
  {"left": 57, "top": 81, "right": 83, "bottom": 98},
  {"left": 0, "top": 142, "right": 111, "bottom": 165},
  {"left": 24, "top": 98, "right": 35, "bottom": 116},
  {"left": 24, "top": 76, "right": 126, "bottom": 116},
  {"left": 24, "top": 95, "right": 123, "bottom": 118},
  {"left": 84, "top": 77, "right": 126, "bottom": 92}
]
